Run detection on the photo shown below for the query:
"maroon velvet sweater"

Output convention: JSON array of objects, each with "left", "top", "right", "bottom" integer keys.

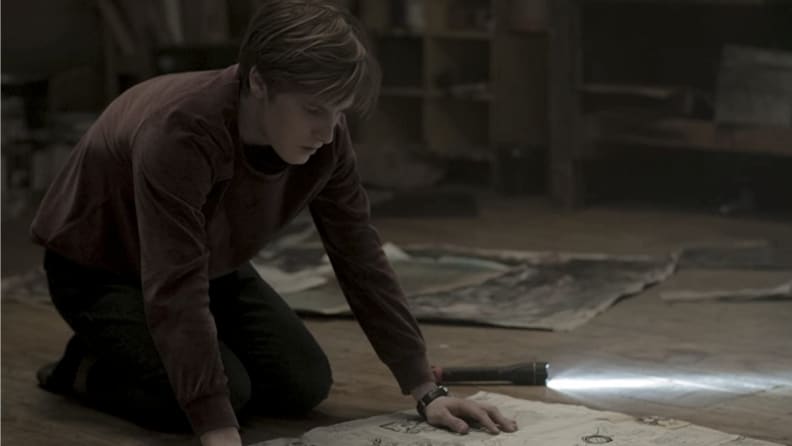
[{"left": 31, "top": 65, "right": 433, "bottom": 434}]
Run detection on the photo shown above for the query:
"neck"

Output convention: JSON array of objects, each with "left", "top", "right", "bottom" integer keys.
[{"left": 238, "top": 91, "right": 268, "bottom": 146}]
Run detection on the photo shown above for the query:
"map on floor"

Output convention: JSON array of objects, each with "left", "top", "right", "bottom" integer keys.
[{"left": 250, "top": 391, "right": 781, "bottom": 446}]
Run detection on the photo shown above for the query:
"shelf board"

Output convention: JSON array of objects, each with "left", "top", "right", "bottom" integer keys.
[
  {"left": 426, "top": 145, "right": 494, "bottom": 162},
  {"left": 373, "top": 28, "right": 423, "bottom": 39},
  {"left": 579, "top": 83, "right": 683, "bottom": 100},
  {"left": 380, "top": 86, "right": 425, "bottom": 98},
  {"left": 429, "top": 89, "right": 492, "bottom": 102},
  {"left": 379, "top": 87, "right": 492, "bottom": 102},
  {"left": 429, "top": 30, "right": 492, "bottom": 40},
  {"left": 587, "top": 111, "right": 792, "bottom": 157},
  {"left": 373, "top": 29, "right": 492, "bottom": 40}
]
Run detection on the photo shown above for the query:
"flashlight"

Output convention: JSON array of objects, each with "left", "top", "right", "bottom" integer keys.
[{"left": 432, "top": 362, "right": 550, "bottom": 386}]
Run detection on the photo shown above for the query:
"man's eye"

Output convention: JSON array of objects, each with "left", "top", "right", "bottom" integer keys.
[{"left": 305, "top": 105, "right": 322, "bottom": 114}]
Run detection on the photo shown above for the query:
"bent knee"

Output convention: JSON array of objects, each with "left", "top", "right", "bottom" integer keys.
[
  {"left": 282, "top": 355, "right": 332, "bottom": 414},
  {"left": 255, "top": 354, "right": 332, "bottom": 415},
  {"left": 227, "top": 368, "right": 253, "bottom": 413}
]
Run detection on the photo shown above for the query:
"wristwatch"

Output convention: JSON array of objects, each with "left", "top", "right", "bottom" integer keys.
[{"left": 416, "top": 385, "right": 449, "bottom": 419}]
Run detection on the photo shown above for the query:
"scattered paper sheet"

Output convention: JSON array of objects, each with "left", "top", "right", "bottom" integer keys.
[
  {"left": 252, "top": 243, "right": 675, "bottom": 331},
  {"left": 251, "top": 392, "right": 781, "bottom": 446}
]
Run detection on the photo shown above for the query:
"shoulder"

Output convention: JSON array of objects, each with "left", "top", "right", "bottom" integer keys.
[
  {"left": 133, "top": 118, "right": 236, "bottom": 184},
  {"left": 129, "top": 67, "right": 241, "bottom": 179},
  {"left": 125, "top": 66, "right": 239, "bottom": 146}
]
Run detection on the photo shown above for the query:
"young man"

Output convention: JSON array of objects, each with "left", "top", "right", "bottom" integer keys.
[{"left": 32, "top": 1, "right": 517, "bottom": 444}]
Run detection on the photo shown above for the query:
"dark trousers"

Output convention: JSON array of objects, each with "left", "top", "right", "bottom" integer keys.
[{"left": 43, "top": 250, "right": 332, "bottom": 432}]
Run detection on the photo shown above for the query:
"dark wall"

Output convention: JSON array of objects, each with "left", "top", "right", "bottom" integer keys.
[
  {"left": 1, "top": 0, "right": 100, "bottom": 77},
  {"left": 581, "top": 2, "right": 792, "bottom": 89}
]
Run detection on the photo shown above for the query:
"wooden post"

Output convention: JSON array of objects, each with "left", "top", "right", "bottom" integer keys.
[
  {"left": 547, "top": 0, "right": 585, "bottom": 208},
  {"left": 100, "top": 10, "right": 120, "bottom": 104}
]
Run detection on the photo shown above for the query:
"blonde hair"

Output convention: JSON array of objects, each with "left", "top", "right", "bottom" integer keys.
[{"left": 238, "top": 0, "right": 381, "bottom": 116}]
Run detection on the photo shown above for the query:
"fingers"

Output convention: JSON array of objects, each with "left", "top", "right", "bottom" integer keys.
[
  {"left": 464, "top": 403, "right": 501, "bottom": 434},
  {"left": 484, "top": 405, "right": 518, "bottom": 432},
  {"left": 424, "top": 398, "right": 518, "bottom": 436},
  {"left": 446, "top": 414, "right": 471, "bottom": 434},
  {"left": 429, "top": 407, "right": 470, "bottom": 434},
  {"left": 443, "top": 401, "right": 500, "bottom": 434}
]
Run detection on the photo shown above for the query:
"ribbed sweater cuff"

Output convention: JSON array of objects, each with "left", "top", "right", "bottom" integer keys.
[{"left": 184, "top": 393, "right": 239, "bottom": 435}]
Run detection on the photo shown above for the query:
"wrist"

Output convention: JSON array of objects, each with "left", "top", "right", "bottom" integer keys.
[
  {"left": 410, "top": 381, "right": 438, "bottom": 401},
  {"left": 415, "top": 385, "right": 449, "bottom": 419}
]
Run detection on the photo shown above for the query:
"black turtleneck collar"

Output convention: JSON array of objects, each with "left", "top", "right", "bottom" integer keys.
[{"left": 243, "top": 144, "right": 290, "bottom": 174}]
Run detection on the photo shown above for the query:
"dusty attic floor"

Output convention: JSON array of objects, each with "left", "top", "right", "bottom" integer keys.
[{"left": 2, "top": 195, "right": 791, "bottom": 445}]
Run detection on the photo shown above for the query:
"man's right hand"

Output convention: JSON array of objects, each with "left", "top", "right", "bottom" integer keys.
[{"left": 200, "top": 427, "right": 242, "bottom": 446}]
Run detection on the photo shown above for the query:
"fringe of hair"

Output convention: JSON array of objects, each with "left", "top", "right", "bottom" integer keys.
[{"left": 238, "top": 0, "right": 381, "bottom": 116}]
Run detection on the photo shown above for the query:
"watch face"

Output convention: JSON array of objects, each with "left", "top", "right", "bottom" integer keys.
[{"left": 422, "top": 386, "right": 449, "bottom": 405}]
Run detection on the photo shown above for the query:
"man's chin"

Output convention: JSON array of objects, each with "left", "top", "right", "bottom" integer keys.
[
  {"left": 291, "top": 148, "right": 318, "bottom": 164},
  {"left": 273, "top": 148, "right": 308, "bottom": 165},
  {"left": 285, "top": 154, "right": 311, "bottom": 165}
]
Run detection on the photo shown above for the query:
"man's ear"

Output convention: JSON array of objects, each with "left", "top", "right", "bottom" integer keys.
[{"left": 249, "top": 67, "right": 268, "bottom": 100}]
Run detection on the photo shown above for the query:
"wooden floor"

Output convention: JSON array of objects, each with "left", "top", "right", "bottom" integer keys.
[{"left": 3, "top": 196, "right": 791, "bottom": 445}]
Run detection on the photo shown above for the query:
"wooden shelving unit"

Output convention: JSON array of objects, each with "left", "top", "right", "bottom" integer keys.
[
  {"left": 354, "top": 0, "right": 547, "bottom": 180},
  {"left": 548, "top": 0, "right": 792, "bottom": 208}
]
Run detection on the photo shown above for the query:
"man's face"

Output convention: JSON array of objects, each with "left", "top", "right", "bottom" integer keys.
[{"left": 258, "top": 91, "right": 351, "bottom": 165}]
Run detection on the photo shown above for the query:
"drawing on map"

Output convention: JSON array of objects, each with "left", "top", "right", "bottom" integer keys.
[{"left": 379, "top": 420, "right": 437, "bottom": 434}]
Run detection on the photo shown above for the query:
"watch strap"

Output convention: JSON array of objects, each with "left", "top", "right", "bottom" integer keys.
[{"left": 416, "top": 385, "right": 449, "bottom": 418}]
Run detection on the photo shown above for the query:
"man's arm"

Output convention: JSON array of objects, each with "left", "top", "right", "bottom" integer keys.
[
  {"left": 132, "top": 122, "right": 238, "bottom": 438},
  {"left": 309, "top": 121, "right": 517, "bottom": 435},
  {"left": 309, "top": 120, "right": 434, "bottom": 392}
]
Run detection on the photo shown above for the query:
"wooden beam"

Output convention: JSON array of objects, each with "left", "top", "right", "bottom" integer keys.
[
  {"left": 547, "top": 0, "right": 585, "bottom": 208},
  {"left": 161, "top": 0, "right": 184, "bottom": 44},
  {"left": 95, "top": 0, "right": 136, "bottom": 55}
]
